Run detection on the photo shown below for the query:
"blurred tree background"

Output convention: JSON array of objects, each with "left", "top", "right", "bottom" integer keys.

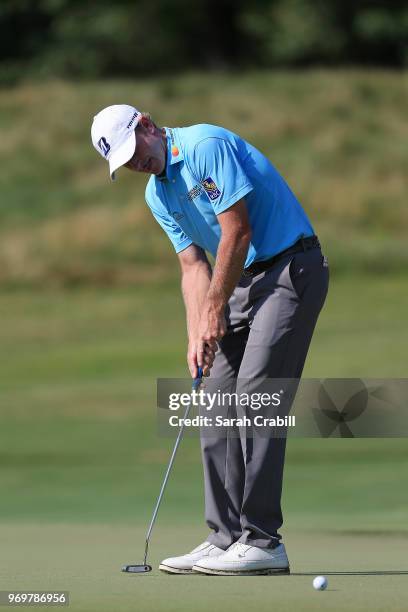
[
  {"left": 0, "top": 0, "right": 406, "bottom": 291},
  {"left": 0, "top": 0, "right": 407, "bottom": 287},
  {"left": 0, "top": 0, "right": 407, "bottom": 84}
]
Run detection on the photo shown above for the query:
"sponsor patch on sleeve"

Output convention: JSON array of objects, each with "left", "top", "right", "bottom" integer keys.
[{"left": 201, "top": 177, "right": 221, "bottom": 201}]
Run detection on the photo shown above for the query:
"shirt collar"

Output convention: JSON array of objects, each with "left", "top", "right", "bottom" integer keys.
[{"left": 157, "top": 127, "right": 184, "bottom": 181}]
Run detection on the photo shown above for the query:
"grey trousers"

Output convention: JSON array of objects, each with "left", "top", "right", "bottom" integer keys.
[{"left": 200, "top": 247, "right": 329, "bottom": 550}]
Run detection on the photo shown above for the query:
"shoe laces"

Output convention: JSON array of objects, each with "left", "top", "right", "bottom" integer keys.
[
  {"left": 190, "top": 541, "right": 210, "bottom": 554},
  {"left": 230, "top": 542, "right": 250, "bottom": 554}
]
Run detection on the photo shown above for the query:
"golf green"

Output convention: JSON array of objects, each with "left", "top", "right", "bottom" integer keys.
[
  {"left": 1, "top": 276, "right": 407, "bottom": 610},
  {"left": 1, "top": 524, "right": 407, "bottom": 611}
]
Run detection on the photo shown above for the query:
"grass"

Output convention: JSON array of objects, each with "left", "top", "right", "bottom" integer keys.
[
  {"left": 0, "top": 275, "right": 407, "bottom": 609},
  {"left": 0, "top": 275, "right": 407, "bottom": 525},
  {"left": 0, "top": 70, "right": 407, "bottom": 609},
  {"left": 0, "top": 70, "right": 407, "bottom": 286},
  {"left": 1, "top": 526, "right": 408, "bottom": 612}
]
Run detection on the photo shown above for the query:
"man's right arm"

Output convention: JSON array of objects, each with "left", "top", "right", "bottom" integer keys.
[
  {"left": 145, "top": 186, "right": 217, "bottom": 376},
  {"left": 178, "top": 244, "right": 215, "bottom": 378}
]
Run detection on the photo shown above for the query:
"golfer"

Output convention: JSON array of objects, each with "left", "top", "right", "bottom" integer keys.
[{"left": 91, "top": 105, "right": 329, "bottom": 575}]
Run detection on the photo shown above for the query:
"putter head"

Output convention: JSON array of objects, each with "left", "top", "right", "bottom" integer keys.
[{"left": 121, "top": 564, "right": 152, "bottom": 574}]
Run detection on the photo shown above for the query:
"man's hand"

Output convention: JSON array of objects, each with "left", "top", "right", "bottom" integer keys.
[
  {"left": 187, "top": 337, "right": 217, "bottom": 379},
  {"left": 194, "top": 303, "right": 227, "bottom": 376}
]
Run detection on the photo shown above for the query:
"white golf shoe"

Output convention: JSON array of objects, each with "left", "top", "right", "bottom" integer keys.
[
  {"left": 159, "top": 541, "right": 226, "bottom": 574},
  {"left": 192, "top": 542, "right": 290, "bottom": 575}
]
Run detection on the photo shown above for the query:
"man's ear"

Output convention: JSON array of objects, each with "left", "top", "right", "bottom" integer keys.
[
  {"left": 139, "top": 115, "right": 150, "bottom": 129},
  {"left": 147, "top": 119, "right": 156, "bottom": 134},
  {"left": 139, "top": 116, "right": 156, "bottom": 134}
]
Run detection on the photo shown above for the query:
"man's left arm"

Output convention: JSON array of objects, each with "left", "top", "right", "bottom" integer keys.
[
  {"left": 189, "top": 135, "right": 254, "bottom": 370},
  {"left": 196, "top": 198, "right": 251, "bottom": 365}
]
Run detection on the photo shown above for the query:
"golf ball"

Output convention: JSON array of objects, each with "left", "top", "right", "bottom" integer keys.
[{"left": 313, "top": 575, "right": 328, "bottom": 590}]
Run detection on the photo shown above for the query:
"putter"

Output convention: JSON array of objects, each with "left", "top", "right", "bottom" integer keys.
[{"left": 122, "top": 366, "right": 204, "bottom": 574}]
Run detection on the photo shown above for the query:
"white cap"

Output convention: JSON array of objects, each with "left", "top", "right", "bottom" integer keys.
[{"left": 91, "top": 104, "right": 141, "bottom": 180}]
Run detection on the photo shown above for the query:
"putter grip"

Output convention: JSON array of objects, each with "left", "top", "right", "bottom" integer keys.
[{"left": 193, "top": 366, "right": 203, "bottom": 390}]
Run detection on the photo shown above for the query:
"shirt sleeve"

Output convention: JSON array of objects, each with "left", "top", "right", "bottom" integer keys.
[
  {"left": 146, "top": 197, "right": 193, "bottom": 254},
  {"left": 191, "top": 137, "right": 253, "bottom": 214}
]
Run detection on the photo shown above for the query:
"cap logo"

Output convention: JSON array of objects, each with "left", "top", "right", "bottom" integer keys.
[
  {"left": 97, "top": 137, "right": 111, "bottom": 157},
  {"left": 126, "top": 111, "right": 138, "bottom": 129}
]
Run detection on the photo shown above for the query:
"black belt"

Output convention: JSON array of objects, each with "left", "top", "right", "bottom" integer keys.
[{"left": 243, "top": 235, "right": 321, "bottom": 278}]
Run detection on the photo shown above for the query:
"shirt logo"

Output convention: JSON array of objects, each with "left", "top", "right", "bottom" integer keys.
[
  {"left": 168, "top": 128, "right": 176, "bottom": 146},
  {"left": 201, "top": 176, "right": 221, "bottom": 200},
  {"left": 187, "top": 184, "right": 203, "bottom": 201},
  {"left": 97, "top": 137, "right": 111, "bottom": 157}
]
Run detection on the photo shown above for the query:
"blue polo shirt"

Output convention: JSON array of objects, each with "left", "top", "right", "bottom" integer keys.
[{"left": 145, "top": 124, "right": 314, "bottom": 267}]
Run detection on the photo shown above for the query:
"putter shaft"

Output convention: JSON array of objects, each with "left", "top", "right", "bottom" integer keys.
[{"left": 123, "top": 368, "right": 203, "bottom": 573}]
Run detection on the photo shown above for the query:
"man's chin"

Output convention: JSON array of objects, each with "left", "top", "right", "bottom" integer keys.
[{"left": 152, "top": 163, "right": 166, "bottom": 177}]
